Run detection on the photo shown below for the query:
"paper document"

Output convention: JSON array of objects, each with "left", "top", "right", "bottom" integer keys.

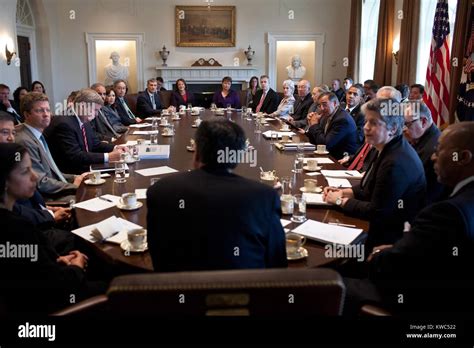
[
  {"left": 135, "top": 189, "right": 147, "bottom": 199},
  {"left": 302, "top": 193, "right": 330, "bottom": 206},
  {"left": 72, "top": 216, "right": 143, "bottom": 244},
  {"left": 135, "top": 166, "right": 178, "bottom": 177},
  {"left": 280, "top": 219, "right": 292, "bottom": 228},
  {"left": 133, "top": 130, "right": 159, "bottom": 135},
  {"left": 72, "top": 195, "right": 121, "bottom": 212},
  {"left": 262, "top": 130, "right": 295, "bottom": 138},
  {"left": 129, "top": 123, "right": 152, "bottom": 128},
  {"left": 325, "top": 178, "right": 352, "bottom": 188},
  {"left": 321, "top": 170, "right": 363, "bottom": 179},
  {"left": 125, "top": 140, "right": 151, "bottom": 146},
  {"left": 304, "top": 157, "right": 334, "bottom": 164},
  {"left": 292, "top": 219, "right": 363, "bottom": 245},
  {"left": 138, "top": 145, "right": 170, "bottom": 159}
]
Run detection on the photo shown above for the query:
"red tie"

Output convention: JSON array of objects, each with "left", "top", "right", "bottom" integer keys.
[
  {"left": 348, "top": 143, "right": 371, "bottom": 171},
  {"left": 81, "top": 124, "right": 89, "bottom": 152},
  {"left": 255, "top": 92, "right": 266, "bottom": 113}
]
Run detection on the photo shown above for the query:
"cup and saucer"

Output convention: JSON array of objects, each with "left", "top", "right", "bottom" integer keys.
[
  {"left": 162, "top": 130, "right": 175, "bottom": 137},
  {"left": 117, "top": 193, "right": 143, "bottom": 210},
  {"left": 186, "top": 139, "right": 196, "bottom": 152},
  {"left": 85, "top": 171, "right": 105, "bottom": 185},
  {"left": 287, "top": 247, "right": 309, "bottom": 260},
  {"left": 314, "top": 145, "right": 329, "bottom": 155},
  {"left": 299, "top": 186, "right": 323, "bottom": 193},
  {"left": 171, "top": 115, "right": 181, "bottom": 121},
  {"left": 120, "top": 228, "right": 148, "bottom": 253},
  {"left": 299, "top": 179, "right": 322, "bottom": 193},
  {"left": 286, "top": 233, "right": 308, "bottom": 260}
]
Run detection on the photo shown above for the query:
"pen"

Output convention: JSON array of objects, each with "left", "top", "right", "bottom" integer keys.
[
  {"left": 345, "top": 172, "right": 354, "bottom": 176},
  {"left": 328, "top": 222, "right": 357, "bottom": 228},
  {"left": 100, "top": 231, "right": 119, "bottom": 243},
  {"left": 98, "top": 196, "right": 112, "bottom": 203}
]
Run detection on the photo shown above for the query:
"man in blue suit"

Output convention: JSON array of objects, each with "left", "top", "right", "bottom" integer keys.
[
  {"left": 147, "top": 119, "right": 287, "bottom": 272},
  {"left": 136, "top": 78, "right": 163, "bottom": 119},
  {"left": 304, "top": 92, "right": 358, "bottom": 159}
]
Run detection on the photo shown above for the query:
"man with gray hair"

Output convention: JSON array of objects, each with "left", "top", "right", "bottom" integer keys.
[
  {"left": 376, "top": 86, "right": 402, "bottom": 102},
  {"left": 404, "top": 101, "right": 445, "bottom": 204},
  {"left": 289, "top": 79, "right": 313, "bottom": 128}
]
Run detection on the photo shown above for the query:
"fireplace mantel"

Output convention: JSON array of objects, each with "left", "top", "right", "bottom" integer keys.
[{"left": 156, "top": 66, "right": 258, "bottom": 90}]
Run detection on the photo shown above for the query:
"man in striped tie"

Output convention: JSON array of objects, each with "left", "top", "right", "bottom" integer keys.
[
  {"left": 113, "top": 79, "right": 139, "bottom": 126},
  {"left": 15, "top": 92, "right": 88, "bottom": 198}
]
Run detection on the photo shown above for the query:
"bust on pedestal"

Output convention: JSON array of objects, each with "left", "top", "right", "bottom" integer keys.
[
  {"left": 286, "top": 55, "right": 306, "bottom": 83},
  {"left": 104, "top": 51, "right": 129, "bottom": 86}
]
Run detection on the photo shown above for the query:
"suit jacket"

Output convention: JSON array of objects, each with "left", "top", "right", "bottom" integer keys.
[
  {"left": 103, "top": 105, "right": 128, "bottom": 133},
  {"left": 292, "top": 93, "right": 313, "bottom": 127},
  {"left": 334, "top": 88, "right": 345, "bottom": 103},
  {"left": 147, "top": 167, "right": 288, "bottom": 272},
  {"left": 170, "top": 91, "right": 195, "bottom": 108},
  {"left": 15, "top": 124, "right": 77, "bottom": 195},
  {"left": 13, "top": 191, "right": 55, "bottom": 229},
  {"left": 136, "top": 90, "right": 163, "bottom": 118},
  {"left": 370, "top": 180, "right": 474, "bottom": 312},
  {"left": 347, "top": 104, "right": 365, "bottom": 147},
  {"left": 0, "top": 100, "right": 22, "bottom": 124},
  {"left": 44, "top": 115, "right": 115, "bottom": 174},
  {"left": 306, "top": 108, "right": 358, "bottom": 159},
  {"left": 343, "top": 135, "right": 427, "bottom": 251},
  {"left": 412, "top": 123, "right": 446, "bottom": 204},
  {"left": 251, "top": 88, "right": 279, "bottom": 114},
  {"left": 90, "top": 108, "right": 118, "bottom": 142},
  {"left": 113, "top": 97, "right": 137, "bottom": 126},
  {"left": 0, "top": 208, "right": 86, "bottom": 315}
]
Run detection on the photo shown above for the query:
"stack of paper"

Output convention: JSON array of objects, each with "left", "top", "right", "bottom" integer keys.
[
  {"left": 321, "top": 170, "right": 363, "bottom": 179},
  {"left": 72, "top": 216, "right": 143, "bottom": 244},
  {"left": 135, "top": 166, "right": 178, "bottom": 177},
  {"left": 138, "top": 145, "right": 170, "bottom": 159},
  {"left": 302, "top": 193, "right": 330, "bottom": 206},
  {"left": 129, "top": 123, "right": 152, "bottom": 128},
  {"left": 262, "top": 130, "right": 295, "bottom": 139},
  {"left": 133, "top": 130, "right": 159, "bottom": 135},
  {"left": 292, "top": 219, "right": 363, "bottom": 245},
  {"left": 274, "top": 143, "right": 316, "bottom": 151},
  {"left": 325, "top": 178, "right": 352, "bottom": 188}
]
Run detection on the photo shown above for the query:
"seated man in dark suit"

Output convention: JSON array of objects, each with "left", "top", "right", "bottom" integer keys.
[
  {"left": 147, "top": 119, "right": 287, "bottom": 272},
  {"left": 251, "top": 75, "right": 279, "bottom": 114},
  {"left": 304, "top": 92, "right": 358, "bottom": 159},
  {"left": 404, "top": 101, "right": 446, "bottom": 204},
  {"left": 345, "top": 122, "right": 474, "bottom": 316},
  {"left": 44, "top": 89, "right": 126, "bottom": 174},
  {"left": 112, "top": 79, "right": 138, "bottom": 126},
  {"left": 331, "top": 79, "right": 345, "bottom": 103},
  {"left": 0, "top": 83, "right": 22, "bottom": 124},
  {"left": 136, "top": 78, "right": 163, "bottom": 119},
  {"left": 289, "top": 80, "right": 313, "bottom": 128},
  {"left": 344, "top": 85, "right": 365, "bottom": 148}
]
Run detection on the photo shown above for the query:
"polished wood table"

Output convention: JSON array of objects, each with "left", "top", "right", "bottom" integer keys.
[{"left": 74, "top": 110, "right": 369, "bottom": 273}]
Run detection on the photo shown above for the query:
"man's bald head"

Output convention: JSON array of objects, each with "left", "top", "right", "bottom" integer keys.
[
  {"left": 297, "top": 80, "right": 311, "bottom": 98},
  {"left": 432, "top": 122, "right": 474, "bottom": 187}
]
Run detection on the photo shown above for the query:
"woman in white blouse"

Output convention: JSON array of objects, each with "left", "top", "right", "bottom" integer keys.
[{"left": 269, "top": 79, "right": 295, "bottom": 119}]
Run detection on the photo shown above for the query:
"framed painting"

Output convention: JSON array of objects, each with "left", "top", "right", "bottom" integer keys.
[{"left": 176, "top": 6, "right": 236, "bottom": 47}]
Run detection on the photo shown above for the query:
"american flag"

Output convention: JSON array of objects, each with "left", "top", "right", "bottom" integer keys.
[{"left": 423, "top": 0, "right": 451, "bottom": 127}]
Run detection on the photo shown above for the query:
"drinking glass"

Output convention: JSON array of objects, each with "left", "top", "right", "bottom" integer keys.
[
  {"left": 131, "top": 144, "right": 139, "bottom": 161},
  {"left": 291, "top": 194, "right": 307, "bottom": 223},
  {"left": 270, "top": 131, "right": 279, "bottom": 144},
  {"left": 294, "top": 153, "right": 304, "bottom": 173},
  {"left": 280, "top": 177, "right": 294, "bottom": 215},
  {"left": 254, "top": 118, "right": 262, "bottom": 134},
  {"left": 114, "top": 162, "right": 127, "bottom": 183}
]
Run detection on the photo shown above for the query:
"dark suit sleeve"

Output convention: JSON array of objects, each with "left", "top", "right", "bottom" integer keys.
[
  {"left": 170, "top": 92, "right": 179, "bottom": 107},
  {"left": 265, "top": 190, "right": 288, "bottom": 268},
  {"left": 13, "top": 202, "right": 55, "bottom": 229},
  {"left": 306, "top": 117, "right": 351, "bottom": 152},
  {"left": 136, "top": 94, "right": 160, "bottom": 118},
  {"left": 53, "top": 121, "right": 105, "bottom": 165},
  {"left": 268, "top": 91, "right": 280, "bottom": 114}
]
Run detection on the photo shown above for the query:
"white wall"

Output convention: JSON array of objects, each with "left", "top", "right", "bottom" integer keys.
[
  {"left": 0, "top": 0, "right": 21, "bottom": 91},
  {"left": 9, "top": 0, "right": 352, "bottom": 105}
]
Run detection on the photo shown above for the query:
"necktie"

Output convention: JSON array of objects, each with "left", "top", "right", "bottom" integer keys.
[
  {"left": 324, "top": 115, "right": 333, "bottom": 134},
  {"left": 120, "top": 98, "right": 136, "bottom": 120},
  {"left": 255, "top": 92, "right": 266, "bottom": 113},
  {"left": 39, "top": 135, "right": 68, "bottom": 183},
  {"left": 81, "top": 124, "right": 89, "bottom": 152},
  {"left": 150, "top": 94, "right": 156, "bottom": 110},
  {"left": 348, "top": 143, "right": 372, "bottom": 171}
]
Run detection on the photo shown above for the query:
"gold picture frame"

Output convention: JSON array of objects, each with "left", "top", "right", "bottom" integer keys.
[{"left": 176, "top": 6, "right": 236, "bottom": 47}]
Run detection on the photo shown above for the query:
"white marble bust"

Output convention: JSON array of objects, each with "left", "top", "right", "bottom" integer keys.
[
  {"left": 286, "top": 55, "right": 306, "bottom": 82},
  {"left": 104, "top": 51, "right": 129, "bottom": 86}
]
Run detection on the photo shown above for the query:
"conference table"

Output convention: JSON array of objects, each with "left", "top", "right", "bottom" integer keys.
[{"left": 74, "top": 109, "right": 369, "bottom": 274}]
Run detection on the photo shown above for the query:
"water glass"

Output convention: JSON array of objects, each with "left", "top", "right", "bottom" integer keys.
[
  {"left": 294, "top": 153, "right": 304, "bottom": 173},
  {"left": 151, "top": 117, "right": 159, "bottom": 128},
  {"left": 150, "top": 129, "right": 158, "bottom": 144},
  {"left": 210, "top": 103, "right": 217, "bottom": 111},
  {"left": 254, "top": 119, "right": 262, "bottom": 134},
  {"left": 271, "top": 131, "right": 279, "bottom": 144},
  {"left": 131, "top": 144, "right": 139, "bottom": 161},
  {"left": 291, "top": 194, "right": 307, "bottom": 223},
  {"left": 114, "top": 162, "right": 127, "bottom": 183}
]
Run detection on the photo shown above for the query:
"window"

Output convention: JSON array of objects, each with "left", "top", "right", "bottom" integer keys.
[
  {"left": 359, "top": 0, "right": 381, "bottom": 83},
  {"left": 415, "top": 0, "right": 458, "bottom": 85}
]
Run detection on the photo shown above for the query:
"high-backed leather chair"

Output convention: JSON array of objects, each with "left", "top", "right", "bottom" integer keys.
[
  {"left": 159, "top": 90, "right": 172, "bottom": 108},
  {"left": 53, "top": 268, "right": 345, "bottom": 317},
  {"left": 124, "top": 93, "right": 139, "bottom": 116}
]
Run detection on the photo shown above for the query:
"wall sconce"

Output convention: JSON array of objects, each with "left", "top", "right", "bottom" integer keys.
[
  {"left": 392, "top": 37, "right": 400, "bottom": 65},
  {"left": 5, "top": 44, "right": 16, "bottom": 65}
]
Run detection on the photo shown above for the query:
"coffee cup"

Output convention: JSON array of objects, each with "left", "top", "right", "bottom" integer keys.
[
  {"left": 282, "top": 124, "right": 290, "bottom": 131},
  {"left": 121, "top": 193, "right": 137, "bottom": 208},
  {"left": 286, "top": 233, "right": 306, "bottom": 256},
  {"left": 281, "top": 135, "right": 290, "bottom": 142},
  {"left": 260, "top": 170, "right": 275, "bottom": 181},
  {"left": 127, "top": 228, "right": 147, "bottom": 250},
  {"left": 89, "top": 171, "right": 101, "bottom": 183},
  {"left": 161, "top": 117, "right": 169, "bottom": 125},
  {"left": 317, "top": 144, "right": 327, "bottom": 153},
  {"left": 306, "top": 159, "right": 318, "bottom": 170},
  {"left": 304, "top": 179, "right": 318, "bottom": 192}
]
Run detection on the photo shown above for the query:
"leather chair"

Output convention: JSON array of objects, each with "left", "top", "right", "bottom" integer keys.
[
  {"left": 124, "top": 93, "right": 139, "bottom": 116},
  {"left": 53, "top": 268, "right": 345, "bottom": 317},
  {"left": 159, "top": 90, "right": 172, "bottom": 108}
]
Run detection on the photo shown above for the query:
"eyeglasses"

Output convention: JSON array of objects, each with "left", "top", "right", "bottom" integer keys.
[
  {"left": 0, "top": 129, "right": 16, "bottom": 137},
  {"left": 404, "top": 118, "right": 420, "bottom": 128}
]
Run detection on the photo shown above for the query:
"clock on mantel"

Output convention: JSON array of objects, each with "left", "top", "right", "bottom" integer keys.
[{"left": 191, "top": 58, "right": 222, "bottom": 67}]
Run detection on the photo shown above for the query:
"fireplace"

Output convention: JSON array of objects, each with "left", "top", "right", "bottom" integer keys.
[{"left": 171, "top": 82, "right": 244, "bottom": 108}]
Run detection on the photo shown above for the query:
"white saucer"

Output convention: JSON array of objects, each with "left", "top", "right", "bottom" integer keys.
[
  {"left": 299, "top": 186, "right": 323, "bottom": 193},
  {"left": 84, "top": 178, "right": 106, "bottom": 185},
  {"left": 191, "top": 124, "right": 200, "bottom": 128},
  {"left": 287, "top": 247, "right": 308, "bottom": 260},
  {"left": 171, "top": 117, "right": 181, "bottom": 121},
  {"left": 191, "top": 112, "right": 200, "bottom": 116},
  {"left": 279, "top": 128, "right": 291, "bottom": 132},
  {"left": 162, "top": 133, "right": 174, "bottom": 137},
  {"left": 303, "top": 165, "right": 322, "bottom": 171},
  {"left": 120, "top": 240, "right": 148, "bottom": 253},
  {"left": 186, "top": 146, "right": 195, "bottom": 152},
  {"left": 314, "top": 150, "right": 330, "bottom": 155},
  {"left": 159, "top": 123, "right": 170, "bottom": 127},
  {"left": 117, "top": 201, "right": 143, "bottom": 211}
]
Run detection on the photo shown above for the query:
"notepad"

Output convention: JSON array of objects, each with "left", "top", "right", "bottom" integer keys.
[
  {"left": 133, "top": 130, "right": 159, "bottom": 135},
  {"left": 326, "top": 178, "right": 352, "bottom": 188},
  {"left": 72, "top": 196, "right": 120, "bottom": 212},
  {"left": 135, "top": 166, "right": 178, "bottom": 177},
  {"left": 302, "top": 193, "right": 330, "bottom": 206},
  {"left": 304, "top": 157, "right": 334, "bottom": 164},
  {"left": 292, "top": 219, "right": 363, "bottom": 245},
  {"left": 321, "top": 170, "right": 363, "bottom": 179},
  {"left": 262, "top": 130, "right": 295, "bottom": 139},
  {"left": 72, "top": 216, "right": 143, "bottom": 244}
]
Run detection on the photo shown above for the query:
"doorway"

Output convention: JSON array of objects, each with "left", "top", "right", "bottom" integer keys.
[{"left": 17, "top": 35, "right": 32, "bottom": 88}]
